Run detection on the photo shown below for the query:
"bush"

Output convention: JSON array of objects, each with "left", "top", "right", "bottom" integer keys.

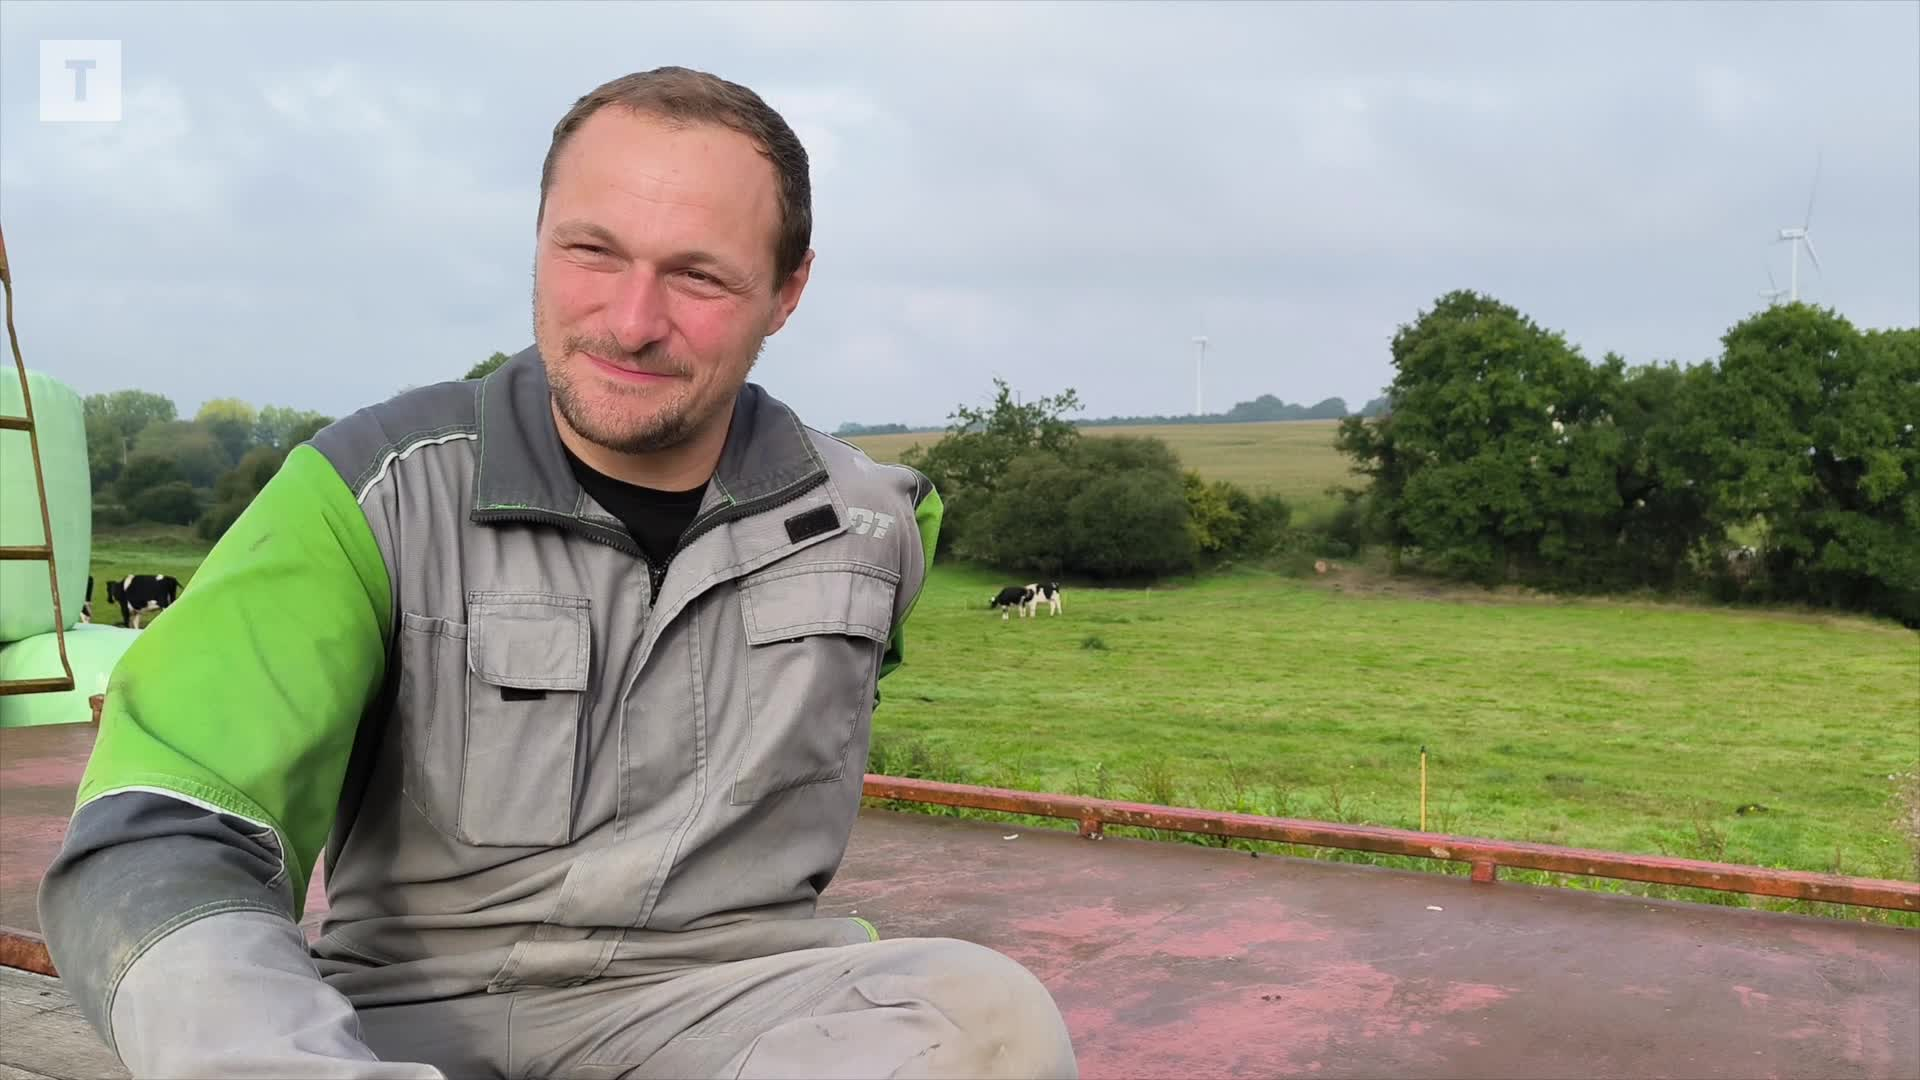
[
  {"left": 1243, "top": 492, "right": 1294, "bottom": 553},
  {"left": 1185, "top": 471, "right": 1250, "bottom": 555},
  {"left": 128, "top": 481, "right": 202, "bottom": 525},
  {"left": 968, "top": 435, "right": 1197, "bottom": 581},
  {"left": 1062, "top": 468, "right": 1196, "bottom": 579}
]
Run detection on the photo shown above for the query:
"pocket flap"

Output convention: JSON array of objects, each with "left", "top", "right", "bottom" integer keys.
[
  {"left": 740, "top": 562, "right": 900, "bottom": 646},
  {"left": 466, "top": 592, "right": 591, "bottom": 690}
]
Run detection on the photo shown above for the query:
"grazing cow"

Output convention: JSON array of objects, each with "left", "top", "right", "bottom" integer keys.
[
  {"left": 1023, "top": 582, "right": 1063, "bottom": 617},
  {"left": 80, "top": 575, "right": 93, "bottom": 624},
  {"left": 107, "top": 574, "right": 180, "bottom": 629},
  {"left": 990, "top": 584, "right": 1035, "bottom": 621}
]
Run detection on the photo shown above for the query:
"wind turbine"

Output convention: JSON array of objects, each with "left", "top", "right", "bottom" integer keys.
[
  {"left": 1759, "top": 267, "right": 1788, "bottom": 306},
  {"left": 1776, "top": 153, "right": 1823, "bottom": 302},
  {"left": 1191, "top": 336, "right": 1208, "bottom": 416}
]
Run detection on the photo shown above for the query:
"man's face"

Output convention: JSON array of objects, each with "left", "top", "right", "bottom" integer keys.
[{"left": 534, "top": 107, "right": 810, "bottom": 457}]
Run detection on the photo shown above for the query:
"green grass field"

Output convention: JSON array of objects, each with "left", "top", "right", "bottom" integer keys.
[
  {"left": 869, "top": 562, "right": 1920, "bottom": 919},
  {"left": 82, "top": 526, "right": 1920, "bottom": 922},
  {"left": 850, "top": 420, "right": 1361, "bottom": 522}
]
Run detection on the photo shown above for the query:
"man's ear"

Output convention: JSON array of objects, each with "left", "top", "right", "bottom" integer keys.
[{"left": 765, "top": 249, "right": 814, "bottom": 337}]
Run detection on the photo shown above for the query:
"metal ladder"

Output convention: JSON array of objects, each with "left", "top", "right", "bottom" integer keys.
[{"left": 0, "top": 222, "right": 77, "bottom": 697}]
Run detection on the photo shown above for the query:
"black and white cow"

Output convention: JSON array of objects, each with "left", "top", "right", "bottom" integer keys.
[
  {"left": 990, "top": 584, "right": 1035, "bottom": 621},
  {"left": 80, "top": 575, "right": 93, "bottom": 624},
  {"left": 107, "top": 574, "right": 180, "bottom": 629},
  {"left": 1023, "top": 582, "right": 1063, "bottom": 617}
]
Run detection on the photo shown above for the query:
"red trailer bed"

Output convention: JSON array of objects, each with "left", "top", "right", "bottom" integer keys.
[{"left": 5, "top": 721, "right": 1917, "bottom": 1079}]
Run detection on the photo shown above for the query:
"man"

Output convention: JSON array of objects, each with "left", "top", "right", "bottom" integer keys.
[{"left": 39, "top": 67, "right": 1077, "bottom": 1079}]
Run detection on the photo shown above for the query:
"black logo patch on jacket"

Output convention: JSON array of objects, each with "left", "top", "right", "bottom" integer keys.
[{"left": 784, "top": 505, "right": 839, "bottom": 543}]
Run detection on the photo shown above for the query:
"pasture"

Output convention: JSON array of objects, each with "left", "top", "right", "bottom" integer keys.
[
  {"left": 83, "top": 525, "right": 1920, "bottom": 921},
  {"left": 850, "top": 420, "right": 1361, "bottom": 522},
  {"left": 872, "top": 563, "right": 1920, "bottom": 916}
]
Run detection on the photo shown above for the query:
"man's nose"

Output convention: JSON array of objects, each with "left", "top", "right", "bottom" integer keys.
[{"left": 606, "top": 267, "right": 670, "bottom": 353}]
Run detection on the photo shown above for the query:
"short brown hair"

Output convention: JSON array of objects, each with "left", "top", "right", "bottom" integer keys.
[{"left": 538, "top": 66, "right": 812, "bottom": 287}]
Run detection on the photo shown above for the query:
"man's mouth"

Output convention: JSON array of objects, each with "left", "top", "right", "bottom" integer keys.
[{"left": 582, "top": 350, "right": 677, "bottom": 385}]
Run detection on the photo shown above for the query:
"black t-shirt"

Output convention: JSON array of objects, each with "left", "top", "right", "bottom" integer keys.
[{"left": 563, "top": 447, "right": 706, "bottom": 580}]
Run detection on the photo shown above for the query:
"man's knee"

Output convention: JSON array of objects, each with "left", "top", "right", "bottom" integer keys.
[{"left": 870, "top": 938, "right": 1077, "bottom": 1078}]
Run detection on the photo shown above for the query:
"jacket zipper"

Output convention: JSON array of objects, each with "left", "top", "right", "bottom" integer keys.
[{"left": 662, "top": 470, "right": 830, "bottom": 570}]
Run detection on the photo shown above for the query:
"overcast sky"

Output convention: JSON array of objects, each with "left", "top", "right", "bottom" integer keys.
[{"left": 3, "top": 0, "right": 1916, "bottom": 430}]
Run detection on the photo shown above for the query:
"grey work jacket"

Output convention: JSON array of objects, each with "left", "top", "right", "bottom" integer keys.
[{"left": 37, "top": 346, "right": 942, "bottom": 1063}]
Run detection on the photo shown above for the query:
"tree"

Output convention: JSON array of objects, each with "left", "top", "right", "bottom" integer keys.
[
  {"left": 114, "top": 453, "right": 181, "bottom": 508},
  {"left": 86, "top": 422, "right": 125, "bottom": 490},
  {"left": 197, "top": 398, "right": 259, "bottom": 462},
  {"left": 902, "top": 378, "right": 1082, "bottom": 495},
  {"left": 900, "top": 378, "right": 1083, "bottom": 555},
  {"left": 129, "top": 421, "right": 228, "bottom": 489},
  {"left": 465, "top": 351, "right": 510, "bottom": 380},
  {"left": 83, "top": 389, "right": 177, "bottom": 482},
  {"left": 1337, "top": 290, "right": 1615, "bottom": 582},
  {"left": 1693, "top": 306, "right": 1919, "bottom": 624},
  {"left": 1598, "top": 357, "right": 1721, "bottom": 587},
  {"left": 255, "top": 405, "right": 333, "bottom": 450}
]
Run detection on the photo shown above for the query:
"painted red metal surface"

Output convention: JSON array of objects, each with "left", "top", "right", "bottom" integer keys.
[
  {"left": 863, "top": 775, "right": 1920, "bottom": 912},
  {"left": 825, "top": 809, "right": 1920, "bottom": 1079},
  {"left": 5, "top": 722, "right": 1919, "bottom": 1077}
]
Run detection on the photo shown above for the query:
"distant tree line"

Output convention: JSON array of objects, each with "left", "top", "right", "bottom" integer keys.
[
  {"left": 83, "top": 390, "right": 333, "bottom": 540},
  {"left": 835, "top": 422, "right": 931, "bottom": 437},
  {"left": 1334, "top": 290, "right": 1918, "bottom": 627},
  {"left": 834, "top": 391, "right": 1389, "bottom": 438},
  {"left": 87, "top": 351, "right": 515, "bottom": 540},
  {"left": 1076, "top": 393, "right": 1376, "bottom": 427}
]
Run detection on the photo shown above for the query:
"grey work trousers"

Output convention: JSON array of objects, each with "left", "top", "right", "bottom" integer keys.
[{"left": 355, "top": 937, "right": 1079, "bottom": 1079}]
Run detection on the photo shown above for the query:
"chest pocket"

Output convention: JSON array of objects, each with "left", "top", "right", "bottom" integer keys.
[
  {"left": 732, "top": 562, "right": 899, "bottom": 805},
  {"left": 397, "top": 592, "right": 591, "bottom": 847}
]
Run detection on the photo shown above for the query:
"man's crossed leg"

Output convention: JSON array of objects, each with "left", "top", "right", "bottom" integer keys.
[{"left": 356, "top": 937, "right": 1078, "bottom": 1079}]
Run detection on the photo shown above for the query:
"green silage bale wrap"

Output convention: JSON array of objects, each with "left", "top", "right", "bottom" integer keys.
[
  {"left": 0, "top": 368, "right": 91, "bottom": 642},
  {"left": 0, "top": 623, "right": 139, "bottom": 727}
]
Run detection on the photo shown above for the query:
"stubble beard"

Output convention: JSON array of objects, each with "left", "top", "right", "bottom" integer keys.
[{"left": 543, "top": 331, "right": 762, "bottom": 457}]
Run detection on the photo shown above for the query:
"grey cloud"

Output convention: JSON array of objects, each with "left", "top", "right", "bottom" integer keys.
[{"left": 1, "top": 0, "right": 1913, "bottom": 431}]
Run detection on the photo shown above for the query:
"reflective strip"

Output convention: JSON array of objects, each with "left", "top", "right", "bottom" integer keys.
[{"left": 356, "top": 431, "right": 478, "bottom": 504}]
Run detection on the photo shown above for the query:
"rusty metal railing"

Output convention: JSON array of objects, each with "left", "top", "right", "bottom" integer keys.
[
  {"left": 862, "top": 775, "right": 1920, "bottom": 913},
  {"left": 5, "top": 775, "right": 1913, "bottom": 981}
]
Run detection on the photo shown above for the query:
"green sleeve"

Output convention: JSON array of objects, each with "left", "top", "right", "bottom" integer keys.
[
  {"left": 879, "top": 484, "right": 943, "bottom": 685},
  {"left": 75, "top": 444, "right": 392, "bottom": 916}
]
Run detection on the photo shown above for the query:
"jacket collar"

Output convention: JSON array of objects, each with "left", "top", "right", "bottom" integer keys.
[{"left": 471, "top": 345, "right": 826, "bottom": 520}]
